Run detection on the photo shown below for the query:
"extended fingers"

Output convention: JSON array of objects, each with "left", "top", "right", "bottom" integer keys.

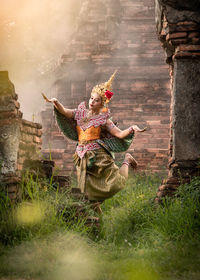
[
  {"left": 138, "top": 127, "right": 147, "bottom": 132},
  {"left": 140, "top": 126, "right": 147, "bottom": 132},
  {"left": 132, "top": 125, "right": 147, "bottom": 132}
]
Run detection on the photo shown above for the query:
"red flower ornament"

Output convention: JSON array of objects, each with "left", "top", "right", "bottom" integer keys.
[{"left": 105, "top": 90, "right": 114, "bottom": 100}]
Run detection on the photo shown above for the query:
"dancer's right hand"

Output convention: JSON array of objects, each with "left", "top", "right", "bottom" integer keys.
[
  {"left": 42, "top": 93, "right": 58, "bottom": 106},
  {"left": 48, "top": 98, "right": 58, "bottom": 106}
]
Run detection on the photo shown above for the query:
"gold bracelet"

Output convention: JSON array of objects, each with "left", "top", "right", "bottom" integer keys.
[{"left": 128, "top": 127, "right": 134, "bottom": 134}]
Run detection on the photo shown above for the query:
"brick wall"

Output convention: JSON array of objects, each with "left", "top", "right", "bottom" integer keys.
[
  {"left": 155, "top": 0, "right": 200, "bottom": 200},
  {"left": 0, "top": 71, "right": 42, "bottom": 201},
  {"left": 41, "top": 0, "right": 170, "bottom": 175},
  {"left": 18, "top": 119, "right": 42, "bottom": 172}
]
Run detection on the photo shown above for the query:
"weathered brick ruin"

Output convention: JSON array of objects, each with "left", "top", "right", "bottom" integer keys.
[
  {"left": 155, "top": 0, "right": 200, "bottom": 200},
  {"left": 1, "top": 0, "right": 199, "bottom": 203},
  {"left": 0, "top": 71, "right": 42, "bottom": 201},
  {"left": 41, "top": 0, "right": 171, "bottom": 175}
]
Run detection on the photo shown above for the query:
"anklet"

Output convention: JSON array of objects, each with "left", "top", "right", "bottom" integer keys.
[{"left": 123, "top": 159, "right": 130, "bottom": 166}]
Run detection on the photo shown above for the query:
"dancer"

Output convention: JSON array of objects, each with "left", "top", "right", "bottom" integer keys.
[{"left": 43, "top": 71, "right": 146, "bottom": 203}]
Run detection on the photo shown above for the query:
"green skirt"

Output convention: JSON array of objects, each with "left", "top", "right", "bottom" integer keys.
[{"left": 73, "top": 148, "right": 126, "bottom": 201}]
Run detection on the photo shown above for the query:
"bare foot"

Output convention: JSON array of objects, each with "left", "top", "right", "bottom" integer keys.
[
  {"left": 125, "top": 153, "right": 138, "bottom": 170},
  {"left": 90, "top": 202, "right": 103, "bottom": 214}
]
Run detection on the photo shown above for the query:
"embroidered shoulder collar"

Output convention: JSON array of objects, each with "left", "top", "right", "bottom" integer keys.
[{"left": 74, "top": 102, "right": 110, "bottom": 131}]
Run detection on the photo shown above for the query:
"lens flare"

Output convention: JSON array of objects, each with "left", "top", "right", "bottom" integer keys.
[
  {"left": 123, "top": 264, "right": 160, "bottom": 280},
  {"left": 15, "top": 201, "right": 45, "bottom": 225}
]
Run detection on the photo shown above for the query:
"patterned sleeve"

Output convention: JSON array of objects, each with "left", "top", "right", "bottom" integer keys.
[
  {"left": 105, "top": 119, "right": 116, "bottom": 132},
  {"left": 73, "top": 102, "right": 87, "bottom": 120}
]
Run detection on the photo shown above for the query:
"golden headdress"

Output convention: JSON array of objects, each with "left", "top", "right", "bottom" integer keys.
[{"left": 92, "top": 70, "right": 117, "bottom": 105}]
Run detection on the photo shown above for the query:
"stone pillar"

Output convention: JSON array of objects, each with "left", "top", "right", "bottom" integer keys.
[
  {"left": 0, "top": 71, "right": 22, "bottom": 200},
  {"left": 0, "top": 71, "right": 42, "bottom": 201},
  {"left": 155, "top": 1, "right": 200, "bottom": 200}
]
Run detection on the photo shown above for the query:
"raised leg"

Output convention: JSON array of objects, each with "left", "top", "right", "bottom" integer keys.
[{"left": 119, "top": 153, "right": 138, "bottom": 178}]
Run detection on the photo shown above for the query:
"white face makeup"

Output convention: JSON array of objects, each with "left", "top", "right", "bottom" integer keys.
[{"left": 89, "top": 92, "right": 103, "bottom": 113}]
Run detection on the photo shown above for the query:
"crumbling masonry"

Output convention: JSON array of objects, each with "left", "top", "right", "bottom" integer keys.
[
  {"left": 0, "top": 71, "right": 42, "bottom": 201},
  {"left": 1, "top": 0, "right": 199, "bottom": 202},
  {"left": 155, "top": 0, "right": 200, "bottom": 199}
]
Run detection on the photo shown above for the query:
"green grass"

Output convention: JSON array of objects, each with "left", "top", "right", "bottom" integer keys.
[
  {"left": 0, "top": 171, "right": 94, "bottom": 248},
  {"left": 96, "top": 175, "right": 200, "bottom": 280},
  {"left": 0, "top": 171, "right": 200, "bottom": 280}
]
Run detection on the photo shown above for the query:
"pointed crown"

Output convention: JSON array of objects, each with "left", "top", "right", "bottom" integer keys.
[{"left": 91, "top": 70, "right": 117, "bottom": 105}]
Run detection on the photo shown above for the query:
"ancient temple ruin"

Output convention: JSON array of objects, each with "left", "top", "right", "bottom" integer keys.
[
  {"left": 0, "top": 71, "right": 42, "bottom": 201},
  {"left": 1, "top": 0, "right": 199, "bottom": 201},
  {"left": 41, "top": 0, "right": 170, "bottom": 175},
  {"left": 155, "top": 0, "right": 200, "bottom": 199}
]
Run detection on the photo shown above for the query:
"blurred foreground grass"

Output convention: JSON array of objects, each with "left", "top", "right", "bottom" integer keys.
[{"left": 0, "top": 171, "right": 200, "bottom": 280}]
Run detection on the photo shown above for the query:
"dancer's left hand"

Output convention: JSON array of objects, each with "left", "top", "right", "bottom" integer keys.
[{"left": 132, "top": 125, "right": 147, "bottom": 132}]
